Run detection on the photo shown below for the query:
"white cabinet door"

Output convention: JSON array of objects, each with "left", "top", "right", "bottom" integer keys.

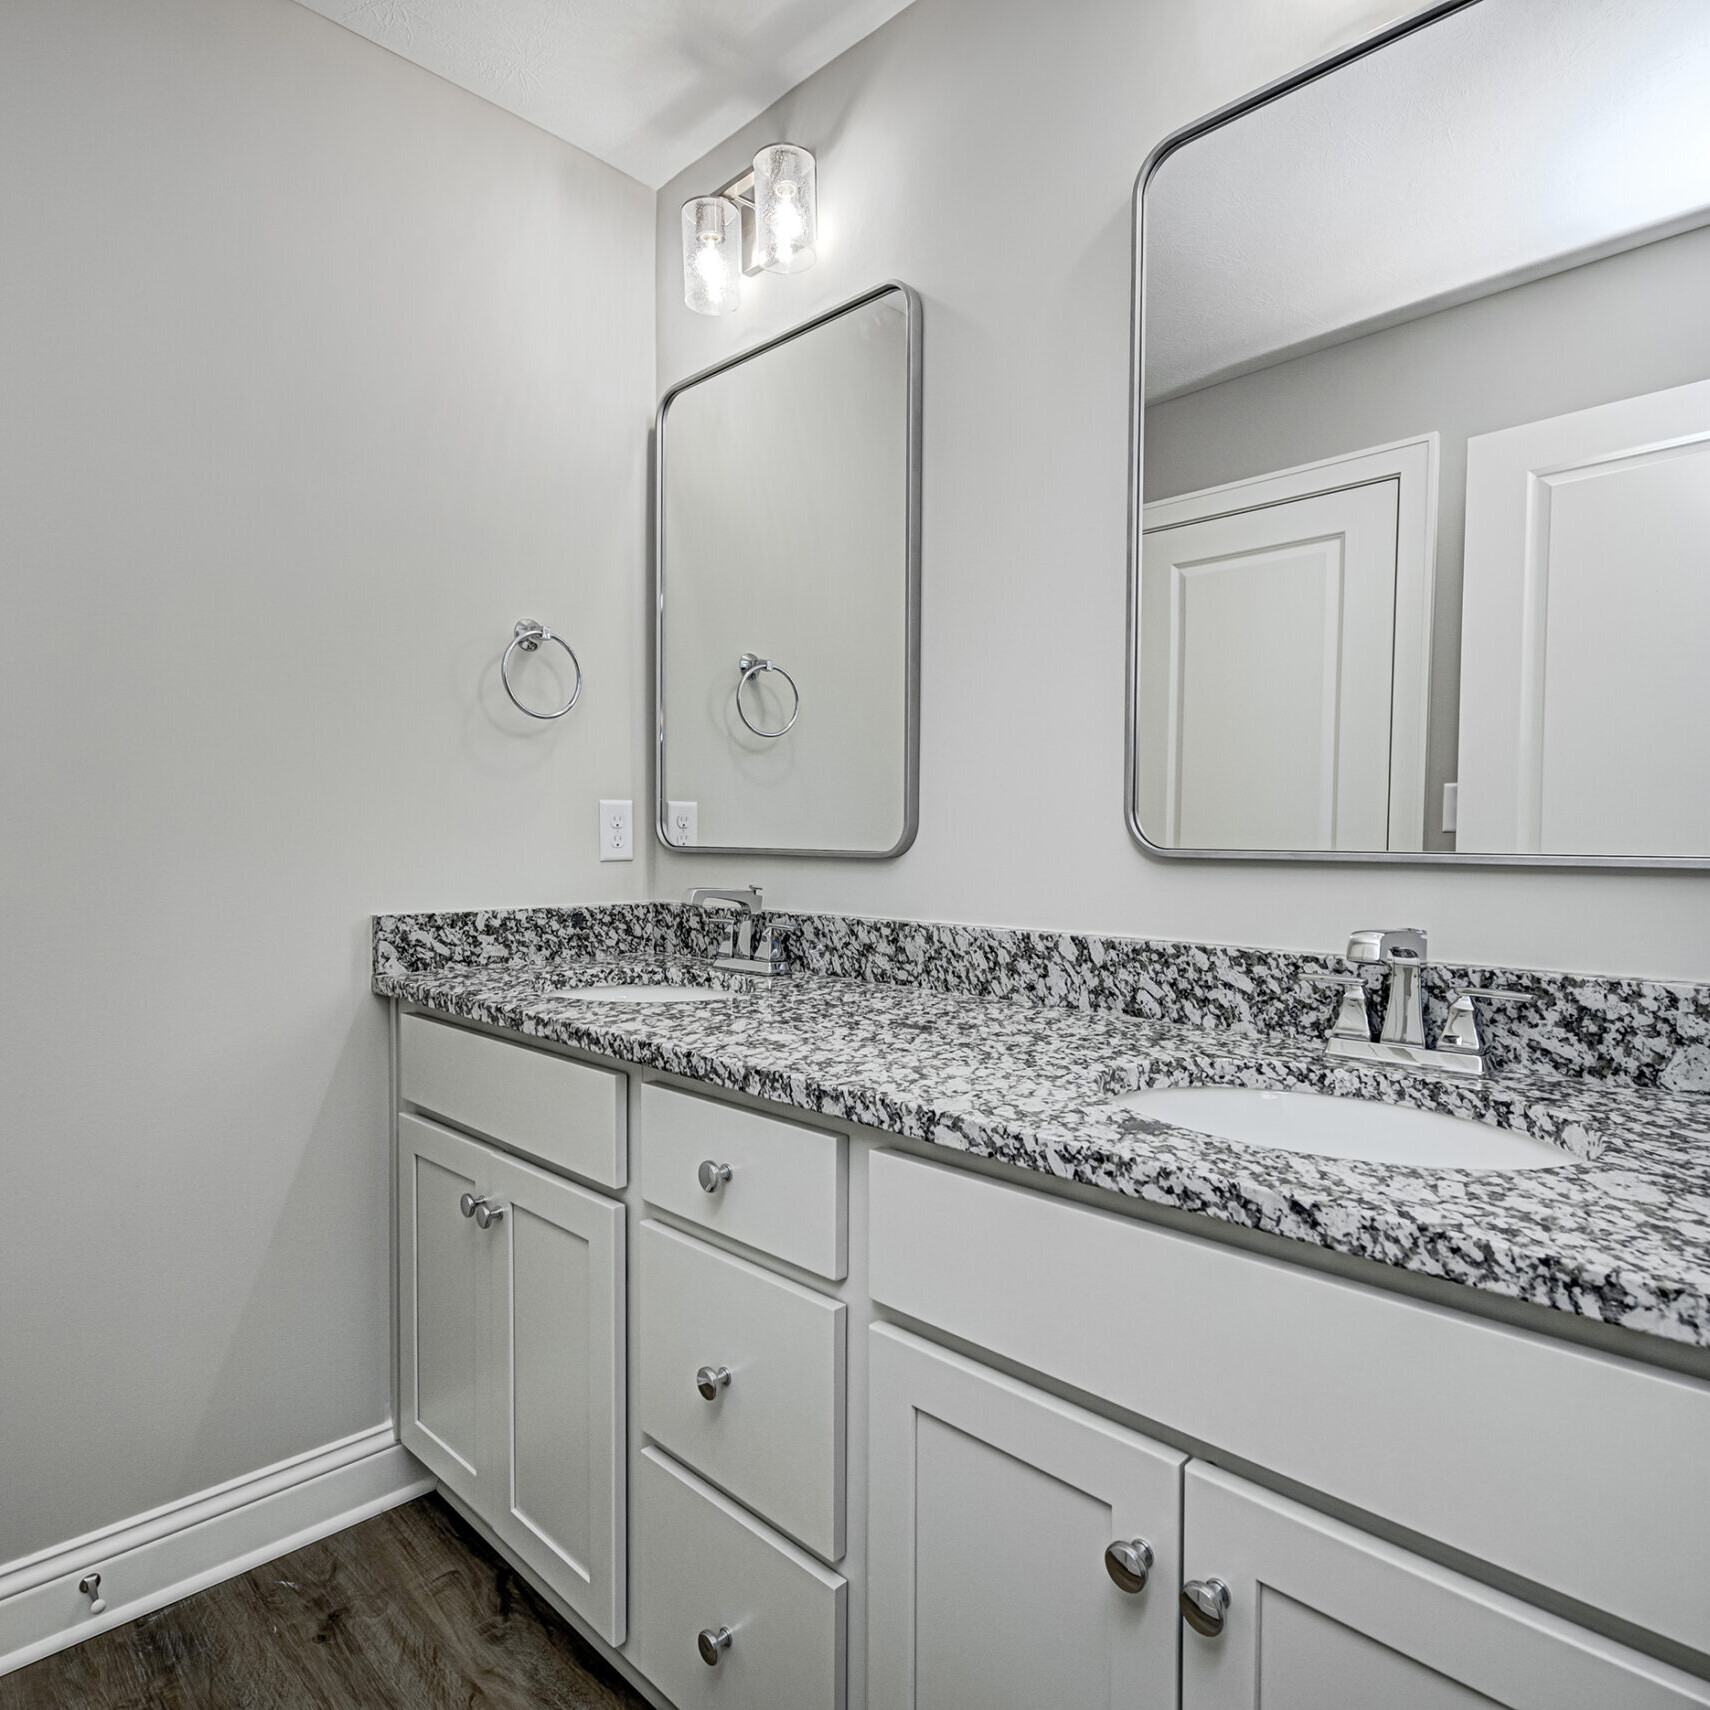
[
  {"left": 1181, "top": 1463, "right": 1710, "bottom": 1710},
  {"left": 1140, "top": 437, "right": 1436, "bottom": 851},
  {"left": 486, "top": 1148, "right": 627, "bottom": 1646},
  {"left": 397, "top": 1113, "right": 495, "bottom": 1513},
  {"left": 868, "top": 1324, "right": 1184, "bottom": 1710},
  {"left": 1457, "top": 376, "right": 1710, "bottom": 855}
]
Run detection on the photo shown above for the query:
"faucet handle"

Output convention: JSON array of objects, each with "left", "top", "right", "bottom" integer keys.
[
  {"left": 1437, "top": 988, "right": 1527, "bottom": 1055},
  {"left": 1307, "top": 972, "right": 1374, "bottom": 1043}
]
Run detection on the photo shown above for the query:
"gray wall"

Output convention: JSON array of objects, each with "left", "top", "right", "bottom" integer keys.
[
  {"left": 0, "top": 0, "right": 653, "bottom": 1565},
  {"left": 649, "top": 0, "right": 1710, "bottom": 979},
  {"left": 1144, "top": 223, "right": 1710, "bottom": 850}
]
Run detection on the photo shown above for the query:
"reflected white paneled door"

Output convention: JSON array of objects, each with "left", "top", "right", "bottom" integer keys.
[
  {"left": 867, "top": 1324, "right": 1184, "bottom": 1710},
  {"left": 1180, "top": 1463, "right": 1710, "bottom": 1710},
  {"left": 486, "top": 1147, "right": 627, "bottom": 1646},
  {"left": 1141, "top": 437, "right": 1435, "bottom": 852},
  {"left": 397, "top": 1113, "right": 494, "bottom": 1514},
  {"left": 1457, "top": 377, "right": 1710, "bottom": 855}
]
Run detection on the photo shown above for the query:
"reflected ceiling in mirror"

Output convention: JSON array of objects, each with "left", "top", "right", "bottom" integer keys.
[{"left": 1129, "top": 0, "right": 1710, "bottom": 865}]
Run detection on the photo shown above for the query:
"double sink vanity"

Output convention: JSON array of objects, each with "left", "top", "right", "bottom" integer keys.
[
  {"left": 375, "top": 901, "right": 1710, "bottom": 1710},
  {"left": 376, "top": 3, "right": 1710, "bottom": 1703}
]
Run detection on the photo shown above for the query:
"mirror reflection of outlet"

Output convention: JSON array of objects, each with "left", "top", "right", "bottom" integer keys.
[
  {"left": 599, "top": 799, "right": 633, "bottom": 861},
  {"left": 666, "top": 801, "right": 698, "bottom": 847}
]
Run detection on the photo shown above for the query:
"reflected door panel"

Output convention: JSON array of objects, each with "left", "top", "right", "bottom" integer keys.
[
  {"left": 1141, "top": 479, "right": 1399, "bottom": 850},
  {"left": 1457, "top": 377, "right": 1710, "bottom": 856}
]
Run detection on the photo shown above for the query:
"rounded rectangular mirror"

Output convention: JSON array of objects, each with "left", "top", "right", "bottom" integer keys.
[
  {"left": 658, "top": 283, "right": 921, "bottom": 857},
  {"left": 1129, "top": 0, "right": 1710, "bottom": 866}
]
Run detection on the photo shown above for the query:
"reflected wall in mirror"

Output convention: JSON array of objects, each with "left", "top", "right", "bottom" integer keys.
[
  {"left": 1130, "top": 0, "right": 1710, "bottom": 864},
  {"left": 658, "top": 284, "right": 921, "bottom": 856}
]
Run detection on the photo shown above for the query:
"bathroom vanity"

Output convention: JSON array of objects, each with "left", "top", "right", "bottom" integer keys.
[{"left": 377, "top": 906, "right": 1710, "bottom": 1710}]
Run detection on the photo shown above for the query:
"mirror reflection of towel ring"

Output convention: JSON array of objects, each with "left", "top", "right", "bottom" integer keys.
[
  {"left": 735, "top": 653, "right": 800, "bottom": 738},
  {"left": 503, "top": 618, "right": 582, "bottom": 720}
]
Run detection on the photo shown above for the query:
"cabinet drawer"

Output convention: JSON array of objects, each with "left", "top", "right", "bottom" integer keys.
[
  {"left": 639, "top": 1082, "right": 846, "bottom": 1279},
  {"left": 400, "top": 1012, "right": 626, "bottom": 1189},
  {"left": 869, "top": 1149, "right": 1710, "bottom": 1658},
  {"left": 638, "top": 1220, "right": 846, "bottom": 1560},
  {"left": 631, "top": 1447, "right": 847, "bottom": 1710}
]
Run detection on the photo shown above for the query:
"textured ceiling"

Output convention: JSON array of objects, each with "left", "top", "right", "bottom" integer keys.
[{"left": 293, "top": 0, "right": 917, "bottom": 186}]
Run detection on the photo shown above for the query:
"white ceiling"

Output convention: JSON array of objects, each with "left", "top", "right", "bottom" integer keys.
[
  {"left": 293, "top": 0, "right": 917, "bottom": 187},
  {"left": 1145, "top": 0, "right": 1710, "bottom": 399}
]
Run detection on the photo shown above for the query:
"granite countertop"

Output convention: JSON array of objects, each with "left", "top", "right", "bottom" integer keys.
[{"left": 374, "top": 948, "right": 1710, "bottom": 1351}]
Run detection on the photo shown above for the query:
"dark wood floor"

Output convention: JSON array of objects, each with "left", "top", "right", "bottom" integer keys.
[{"left": 1, "top": 1495, "right": 650, "bottom": 1710}]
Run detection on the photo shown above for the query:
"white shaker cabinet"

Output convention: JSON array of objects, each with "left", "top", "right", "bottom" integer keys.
[
  {"left": 1180, "top": 1463, "right": 1710, "bottom": 1710},
  {"left": 397, "top": 1113, "right": 492, "bottom": 1513},
  {"left": 867, "top": 1324, "right": 1185, "bottom": 1710},
  {"left": 396, "top": 1110, "right": 627, "bottom": 1645}
]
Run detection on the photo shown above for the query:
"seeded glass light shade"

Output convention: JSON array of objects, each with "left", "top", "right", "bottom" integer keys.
[
  {"left": 752, "top": 144, "right": 817, "bottom": 274},
  {"left": 682, "top": 196, "right": 740, "bottom": 315}
]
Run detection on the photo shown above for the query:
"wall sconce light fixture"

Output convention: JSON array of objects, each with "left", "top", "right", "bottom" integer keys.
[
  {"left": 681, "top": 195, "right": 740, "bottom": 317},
  {"left": 681, "top": 143, "right": 818, "bottom": 315}
]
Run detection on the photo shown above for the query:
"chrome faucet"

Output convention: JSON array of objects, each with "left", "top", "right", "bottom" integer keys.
[
  {"left": 1346, "top": 927, "right": 1429, "bottom": 1045},
  {"left": 687, "top": 886, "right": 789, "bottom": 978},
  {"left": 1314, "top": 927, "right": 1524, "bottom": 1078}
]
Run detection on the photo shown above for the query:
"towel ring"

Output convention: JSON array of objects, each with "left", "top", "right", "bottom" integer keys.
[
  {"left": 502, "top": 619, "right": 582, "bottom": 720},
  {"left": 736, "top": 653, "right": 800, "bottom": 739}
]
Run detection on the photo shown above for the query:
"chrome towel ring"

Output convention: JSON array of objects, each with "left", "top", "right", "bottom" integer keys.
[
  {"left": 736, "top": 653, "right": 800, "bottom": 738},
  {"left": 502, "top": 618, "right": 582, "bottom": 720}
]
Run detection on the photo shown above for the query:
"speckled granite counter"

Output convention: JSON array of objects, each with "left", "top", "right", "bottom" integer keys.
[{"left": 373, "top": 912, "right": 1710, "bottom": 1352}]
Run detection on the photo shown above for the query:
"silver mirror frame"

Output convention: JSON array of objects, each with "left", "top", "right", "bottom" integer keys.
[
  {"left": 1124, "top": 0, "right": 1710, "bottom": 870},
  {"left": 655, "top": 280, "right": 923, "bottom": 860}
]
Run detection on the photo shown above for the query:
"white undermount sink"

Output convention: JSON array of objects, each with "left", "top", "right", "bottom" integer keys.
[
  {"left": 555, "top": 983, "right": 734, "bottom": 1005},
  {"left": 1109, "top": 1084, "right": 1574, "bottom": 1170}
]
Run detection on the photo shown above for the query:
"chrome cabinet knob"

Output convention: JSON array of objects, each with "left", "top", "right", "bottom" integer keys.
[
  {"left": 78, "top": 1571, "right": 107, "bottom": 1615},
  {"left": 1181, "top": 1577, "right": 1231, "bottom": 1637},
  {"left": 698, "top": 1625, "right": 733, "bottom": 1666},
  {"left": 1104, "top": 1538, "right": 1154, "bottom": 1594},
  {"left": 696, "top": 1364, "right": 732, "bottom": 1401},
  {"left": 473, "top": 1200, "right": 506, "bottom": 1230},
  {"left": 698, "top": 1160, "right": 732, "bottom": 1194},
  {"left": 459, "top": 1192, "right": 482, "bottom": 1219}
]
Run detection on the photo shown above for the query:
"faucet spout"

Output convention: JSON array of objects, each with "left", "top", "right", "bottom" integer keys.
[{"left": 1345, "top": 928, "right": 1429, "bottom": 1048}]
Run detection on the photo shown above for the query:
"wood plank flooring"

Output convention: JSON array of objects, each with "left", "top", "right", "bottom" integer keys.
[{"left": 0, "top": 1494, "right": 650, "bottom": 1710}]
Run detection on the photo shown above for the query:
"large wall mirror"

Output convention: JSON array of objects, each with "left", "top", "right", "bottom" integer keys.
[
  {"left": 1129, "top": 0, "right": 1710, "bottom": 865},
  {"left": 657, "top": 283, "right": 921, "bottom": 857}
]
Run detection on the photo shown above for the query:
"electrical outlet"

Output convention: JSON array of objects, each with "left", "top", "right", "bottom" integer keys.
[
  {"left": 666, "top": 801, "right": 698, "bottom": 847},
  {"left": 600, "top": 799, "right": 633, "bottom": 861}
]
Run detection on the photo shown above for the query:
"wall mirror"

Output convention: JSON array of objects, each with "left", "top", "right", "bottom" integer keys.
[
  {"left": 657, "top": 283, "right": 921, "bottom": 857},
  {"left": 1129, "top": 0, "right": 1710, "bottom": 865}
]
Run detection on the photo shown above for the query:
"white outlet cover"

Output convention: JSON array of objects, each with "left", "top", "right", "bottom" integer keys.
[
  {"left": 666, "top": 801, "right": 698, "bottom": 847},
  {"left": 600, "top": 799, "right": 633, "bottom": 861}
]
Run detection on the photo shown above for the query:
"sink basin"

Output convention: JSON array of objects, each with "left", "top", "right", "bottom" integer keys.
[
  {"left": 555, "top": 984, "right": 733, "bottom": 1005},
  {"left": 1109, "top": 1085, "right": 1574, "bottom": 1170}
]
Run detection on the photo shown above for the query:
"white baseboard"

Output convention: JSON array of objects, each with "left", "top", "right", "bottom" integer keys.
[{"left": 0, "top": 1423, "right": 435, "bottom": 1678}]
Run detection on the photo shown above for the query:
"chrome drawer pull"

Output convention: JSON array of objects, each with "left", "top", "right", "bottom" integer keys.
[
  {"left": 698, "top": 1160, "right": 733, "bottom": 1193},
  {"left": 474, "top": 1201, "right": 506, "bottom": 1230},
  {"left": 696, "top": 1364, "right": 732, "bottom": 1401},
  {"left": 698, "top": 1625, "right": 734, "bottom": 1666},
  {"left": 78, "top": 1572, "right": 107, "bottom": 1615}
]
